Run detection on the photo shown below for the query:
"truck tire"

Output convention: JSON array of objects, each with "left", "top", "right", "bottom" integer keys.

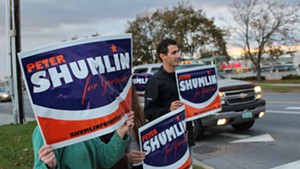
[
  {"left": 193, "top": 119, "right": 205, "bottom": 141},
  {"left": 231, "top": 120, "right": 255, "bottom": 131}
]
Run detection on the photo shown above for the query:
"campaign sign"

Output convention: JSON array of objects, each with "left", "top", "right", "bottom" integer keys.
[
  {"left": 132, "top": 74, "right": 152, "bottom": 97},
  {"left": 18, "top": 35, "right": 132, "bottom": 148},
  {"left": 176, "top": 65, "right": 221, "bottom": 121},
  {"left": 139, "top": 106, "right": 192, "bottom": 169}
]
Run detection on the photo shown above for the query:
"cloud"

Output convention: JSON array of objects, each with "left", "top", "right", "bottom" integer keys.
[{"left": 0, "top": 0, "right": 230, "bottom": 80}]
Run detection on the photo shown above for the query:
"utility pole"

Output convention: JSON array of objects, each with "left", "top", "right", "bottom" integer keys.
[{"left": 9, "top": 0, "right": 24, "bottom": 124}]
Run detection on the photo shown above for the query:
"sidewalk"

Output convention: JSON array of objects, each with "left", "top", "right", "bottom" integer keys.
[
  {"left": 0, "top": 113, "right": 16, "bottom": 126},
  {"left": 194, "top": 159, "right": 214, "bottom": 169},
  {"left": 0, "top": 112, "right": 35, "bottom": 126}
]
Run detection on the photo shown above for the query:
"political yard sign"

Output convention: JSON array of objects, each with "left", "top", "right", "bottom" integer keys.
[
  {"left": 132, "top": 73, "right": 152, "bottom": 97},
  {"left": 18, "top": 35, "right": 132, "bottom": 148},
  {"left": 176, "top": 65, "right": 221, "bottom": 121},
  {"left": 139, "top": 106, "right": 192, "bottom": 169}
]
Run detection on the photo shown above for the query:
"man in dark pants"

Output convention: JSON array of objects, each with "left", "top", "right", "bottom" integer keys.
[{"left": 144, "top": 38, "right": 195, "bottom": 154}]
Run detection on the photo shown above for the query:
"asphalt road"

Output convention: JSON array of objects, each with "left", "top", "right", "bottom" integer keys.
[
  {"left": 193, "top": 92, "right": 300, "bottom": 169},
  {"left": 0, "top": 91, "right": 34, "bottom": 119}
]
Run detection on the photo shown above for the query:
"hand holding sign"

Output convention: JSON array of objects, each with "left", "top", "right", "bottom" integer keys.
[
  {"left": 127, "top": 150, "right": 146, "bottom": 164},
  {"left": 38, "top": 144, "right": 57, "bottom": 169},
  {"left": 117, "top": 111, "right": 134, "bottom": 139},
  {"left": 170, "top": 100, "right": 183, "bottom": 112}
]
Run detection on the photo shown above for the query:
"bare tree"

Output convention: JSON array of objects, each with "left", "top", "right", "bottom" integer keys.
[{"left": 228, "top": 0, "right": 300, "bottom": 81}]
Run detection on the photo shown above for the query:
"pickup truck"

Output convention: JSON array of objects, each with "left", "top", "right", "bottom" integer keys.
[{"left": 132, "top": 63, "right": 266, "bottom": 140}]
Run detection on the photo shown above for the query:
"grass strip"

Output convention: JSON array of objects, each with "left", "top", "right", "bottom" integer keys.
[{"left": 0, "top": 122, "right": 205, "bottom": 169}]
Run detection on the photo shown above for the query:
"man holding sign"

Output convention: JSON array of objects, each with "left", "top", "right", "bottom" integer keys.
[{"left": 144, "top": 39, "right": 195, "bottom": 149}]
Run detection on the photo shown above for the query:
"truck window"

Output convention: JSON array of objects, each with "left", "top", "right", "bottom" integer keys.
[{"left": 133, "top": 68, "right": 148, "bottom": 74}]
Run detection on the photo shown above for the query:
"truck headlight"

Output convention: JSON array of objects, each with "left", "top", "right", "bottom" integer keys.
[
  {"left": 2, "top": 93, "right": 9, "bottom": 98},
  {"left": 254, "top": 86, "right": 262, "bottom": 99},
  {"left": 254, "top": 86, "right": 262, "bottom": 93},
  {"left": 217, "top": 118, "right": 227, "bottom": 125},
  {"left": 219, "top": 92, "right": 225, "bottom": 104}
]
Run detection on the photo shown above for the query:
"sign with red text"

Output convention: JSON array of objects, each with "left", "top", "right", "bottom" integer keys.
[
  {"left": 139, "top": 106, "right": 192, "bottom": 169},
  {"left": 175, "top": 65, "right": 221, "bottom": 121},
  {"left": 18, "top": 35, "right": 132, "bottom": 148}
]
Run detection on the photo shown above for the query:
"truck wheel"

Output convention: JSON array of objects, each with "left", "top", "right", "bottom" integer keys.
[
  {"left": 231, "top": 120, "right": 255, "bottom": 131},
  {"left": 193, "top": 119, "right": 205, "bottom": 141}
]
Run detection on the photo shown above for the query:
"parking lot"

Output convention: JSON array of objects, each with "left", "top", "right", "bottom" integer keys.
[{"left": 229, "top": 70, "right": 300, "bottom": 80}]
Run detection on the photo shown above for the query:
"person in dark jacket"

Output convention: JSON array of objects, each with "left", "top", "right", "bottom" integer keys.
[{"left": 144, "top": 38, "right": 195, "bottom": 147}]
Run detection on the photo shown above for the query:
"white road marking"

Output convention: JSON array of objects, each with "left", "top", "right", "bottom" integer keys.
[
  {"left": 230, "top": 134, "right": 274, "bottom": 143},
  {"left": 268, "top": 101, "right": 300, "bottom": 105},
  {"left": 218, "top": 133, "right": 250, "bottom": 139},
  {"left": 285, "top": 107, "right": 300, "bottom": 110},
  {"left": 270, "top": 160, "right": 300, "bottom": 169},
  {"left": 267, "top": 110, "right": 300, "bottom": 115}
]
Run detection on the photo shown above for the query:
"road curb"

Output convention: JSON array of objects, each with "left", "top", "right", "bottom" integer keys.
[
  {"left": 0, "top": 113, "right": 35, "bottom": 126},
  {"left": 193, "top": 158, "right": 214, "bottom": 169},
  {"left": 0, "top": 113, "right": 15, "bottom": 126}
]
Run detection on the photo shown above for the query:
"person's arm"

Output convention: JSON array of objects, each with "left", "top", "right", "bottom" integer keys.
[
  {"left": 127, "top": 150, "right": 145, "bottom": 165},
  {"left": 95, "top": 131, "right": 129, "bottom": 168},
  {"left": 95, "top": 112, "right": 134, "bottom": 168},
  {"left": 32, "top": 127, "right": 58, "bottom": 169},
  {"left": 144, "top": 78, "right": 169, "bottom": 121}
]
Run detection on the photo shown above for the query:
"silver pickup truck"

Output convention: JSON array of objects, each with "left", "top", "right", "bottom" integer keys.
[{"left": 132, "top": 63, "right": 266, "bottom": 140}]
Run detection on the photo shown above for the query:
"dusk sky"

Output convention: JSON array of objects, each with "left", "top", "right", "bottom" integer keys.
[{"left": 3, "top": 0, "right": 299, "bottom": 80}]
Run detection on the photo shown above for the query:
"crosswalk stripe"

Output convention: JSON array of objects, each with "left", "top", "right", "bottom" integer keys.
[
  {"left": 267, "top": 110, "right": 300, "bottom": 115},
  {"left": 270, "top": 160, "right": 300, "bottom": 169},
  {"left": 230, "top": 134, "right": 274, "bottom": 143},
  {"left": 268, "top": 101, "right": 300, "bottom": 105},
  {"left": 285, "top": 107, "right": 300, "bottom": 110},
  {"left": 218, "top": 133, "right": 250, "bottom": 139}
]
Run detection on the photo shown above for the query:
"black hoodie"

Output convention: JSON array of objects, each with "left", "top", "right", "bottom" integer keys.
[{"left": 144, "top": 66, "right": 195, "bottom": 146}]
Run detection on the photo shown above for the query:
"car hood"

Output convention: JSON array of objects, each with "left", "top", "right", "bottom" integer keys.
[{"left": 218, "top": 79, "right": 256, "bottom": 91}]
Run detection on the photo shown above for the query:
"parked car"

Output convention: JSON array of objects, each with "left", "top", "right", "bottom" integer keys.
[
  {"left": 0, "top": 86, "right": 12, "bottom": 102},
  {"left": 272, "top": 64, "right": 298, "bottom": 72},
  {"left": 261, "top": 66, "right": 272, "bottom": 72},
  {"left": 133, "top": 63, "right": 266, "bottom": 140}
]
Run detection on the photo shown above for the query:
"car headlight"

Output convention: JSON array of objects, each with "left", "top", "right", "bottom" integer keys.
[
  {"left": 219, "top": 91, "right": 225, "bottom": 104},
  {"left": 2, "top": 93, "right": 9, "bottom": 98},
  {"left": 254, "top": 86, "right": 262, "bottom": 93},
  {"left": 254, "top": 86, "right": 262, "bottom": 99}
]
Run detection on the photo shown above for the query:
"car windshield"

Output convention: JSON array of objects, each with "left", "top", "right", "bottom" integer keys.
[
  {"left": 151, "top": 67, "right": 160, "bottom": 73},
  {"left": 177, "top": 64, "right": 224, "bottom": 79},
  {"left": 177, "top": 64, "right": 204, "bottom": 69},
  {"left": 133, "top": 68, "right": 148, "bottom": 74}
]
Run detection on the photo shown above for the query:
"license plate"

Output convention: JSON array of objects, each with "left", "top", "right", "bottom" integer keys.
[{"left": 242, "top": 112, "right": 253, "bottom": 119}]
